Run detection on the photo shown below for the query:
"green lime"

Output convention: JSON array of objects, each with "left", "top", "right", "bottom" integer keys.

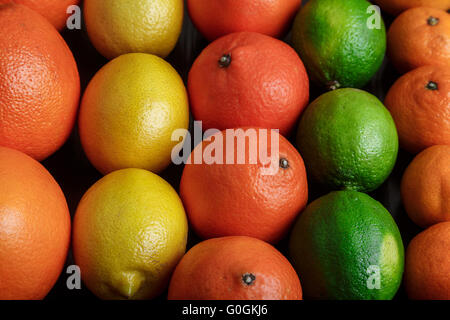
[
  {"left": 296, "top": 88, "right": 398, "bottom": 192},
  {"left": 289, "top": 191, "right": 404, "bottom": 300},
  {"left": 292, "top": 0, "right": 386, "bottom": 89}
]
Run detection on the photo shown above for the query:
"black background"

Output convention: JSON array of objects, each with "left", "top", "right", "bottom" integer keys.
[{"left": 41, "top": 1, "right": 422, "bottom": 301}]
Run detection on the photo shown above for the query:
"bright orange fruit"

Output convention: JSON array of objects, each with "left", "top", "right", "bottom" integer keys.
[
  {"left": 188, "top": 32, "right": 309, "bottom": 136},
  {"left": 168, "top": 236, "right": 302, "bottom": 300},
  {"left": 401, "top": 145, "right": 450, "bottom": 228},
  {"left": 188, "top": 32, "right": 309, "bottom": 135},
  {"left": 0, "top": 147, "right": 71, "bottom": 300},
  {"left": 384, "top": 65, "right": 450, "bottom": 154},
  {"left": 0, "top": 3, "right": 80, "bottom": 160},
  {"left": 405, "top": 222, "right": 450, "bottom": 300},
  {"left": 180, "top": 128, "right": 308, "bottom": 244},
  {"left": 387, "top": 7, "right": 450, "bottom": 73}
]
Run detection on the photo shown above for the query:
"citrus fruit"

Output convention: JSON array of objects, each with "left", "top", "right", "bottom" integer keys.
[
  {"left": 374, "top": 0, "right": 450, "bottom": 16},
  {"left": 289, "top": 191, "right": 404, "bottom": 300},
  {"left": 180, "top": 128, "right": 308, "bottom": 244},
  {"left": 384, "top": 65, "right": 450, "bottom": 154},
  {"left": 168, "top": 236, "right": 302, "bottom": 300},
  {"left": 72, "top": 168, "right": 188, "bottom": 300},
  {"left": 188, "top": 32, "right": 309, "bottom": 136},
  {"left": 404, "top": 222, "right": 450, "bottom": 300},
  {"left": 79, "top": 53, "right": 189, "bottom": 175},
  {"left": 387, "top": 7, "right": 450, "bottom": 73},
  {"left": 0, "top": 0, "right": 80, "bottom": 30},
  {"left": 291, "top": 0, "right": 386, "bottom": 90},
  {"left": 84, "top": 0, "right": 184, "bottom": 59},
  {"left": 0, "top": 146, "right": 71, "bottom": 300},
  {"left": 296, "top": 88, "right": 399, "bottom": 193},
  {"left": 187, "top": 0, "right": 302, "bottom": 41},
  {"left": 0, "top": 3, "right": 80, "bottom": 161},
  {"left": 401, "top": 145, "right": 450, "bottom": 228}
]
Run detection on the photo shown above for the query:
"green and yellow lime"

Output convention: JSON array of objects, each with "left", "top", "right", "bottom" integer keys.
[
  {"left": 292, "top": 0, "right": 386, "bottom": 89},
  {"left": 289, "top": 191, "right": 404, "bottom": 300},
  {"left": 296, "top": 88, "right": 398, "bottom": 192}
]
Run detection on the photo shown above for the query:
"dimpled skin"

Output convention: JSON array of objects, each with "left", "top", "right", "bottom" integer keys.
[
  {"left": 405, "top": 222, "right": 450, "bottom": 300},
  {"left": 292, "top": 0, "right": 386, "bottom": 89},
  {"left": 0, "top": 0, "right": 81, "bottom": 30},
  {"left": 296, "top": 88, "right": 399, "bottom": 193},
  {"left": 387, "top": 7, "right": 450, "bottom": 74},
  {"left": 289, "top": 191, "right": 404, "bottom": 300},
  {"left": 0, "top": 4, "right": 80, "bottom": 161},
  {"left": 401, "top": 146, "right": 450, "bottom": 228},
  {"left": 79, "top": 53, "right": 189, "bottom": 175},
  {"left": 168, "top": 236, "right": 302, "bottom": 300},
  {"left": 73, "top": 168, "right": 188, "bottom": 300},
  {"left": 384, "top": 65, "right": 450, "bottom": 154},
  {"left": 180, "top": 128, "right": 308, "bottom": 244},
  {"left": 188, "top": 32, "right": 310, "bottom": 136},
  {"left": 0, "top": 147, "right": 71, "bottom": 300},
  {"left": 187, "top": 0, "right": 302, "bottom": 41},
  {"left": 84, "top": 0, "right": 184, "bottom": 60},
  {"left": 374, "top": 0, "right": 450, "bottom": 16}
]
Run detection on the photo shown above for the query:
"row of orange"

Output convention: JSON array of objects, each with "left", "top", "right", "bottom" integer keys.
[{"left": 383, "top": 5, "right": 450, "bottom": 300}]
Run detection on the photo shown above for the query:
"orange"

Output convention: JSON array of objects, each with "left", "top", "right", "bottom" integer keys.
[
  {"left": 0, "top": 0, "right": 80, "bottom": 31},
  {"left": 188, "top": 32, "right": 309, "bottom": 136},
  {"left": 180, "top": 128, "right": 308, "bottom": 244},
  {"left": 384, "top": 65, "right": 450, "bottom": 154},
  {"left": 387, "top": 7, "right": 450, "bottom": 73},
  {"left": 0, "top": 146, "right": 71, "bottom": 300},
  {"left": 401, "top": 145, "right": 450, "bottom": 228},
  {"left": 0, "top": 3, "right": 80, "bottom": 161},
  {"left": 168, "top": 236, "right": 302, "bottom": 300},
  {"left": 373, "top": 0, "right": 450, "bottom": 16},
  {"left": 404, "top": 222, "right": 450, "bottom": 300},
  {"left": 187, "top": 0, "right": 302, "bottom": 41}
]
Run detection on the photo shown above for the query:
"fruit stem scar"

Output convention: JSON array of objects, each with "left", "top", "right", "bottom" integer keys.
[
  {"left": 427, "top": 16, "right": 440, "bottom": 26},
  {"left": 242, "top": 273, "right": 256, "bottom": 286},
  {"left": 426, "top": 81, "right": 438, "bottom": 90},
  {"left": 280, "top": 158, "right": 289, "bottom": 169},
  {"left": 218, "top": 54, "right": 232, "bottom": 68},
  {"left": 326, "top": 80, "right": 341, "bottom": 91}
]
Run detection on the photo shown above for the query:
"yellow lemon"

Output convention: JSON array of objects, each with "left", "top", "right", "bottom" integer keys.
[
  {"left": 73, "top": 168, "right": 188, "bottom": 300},
  {"left": 79, "top": 53, "right": 189, "bottom": 175},
  {"left": 84, "top": 0, "right": 184, "bottom": 59}
]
